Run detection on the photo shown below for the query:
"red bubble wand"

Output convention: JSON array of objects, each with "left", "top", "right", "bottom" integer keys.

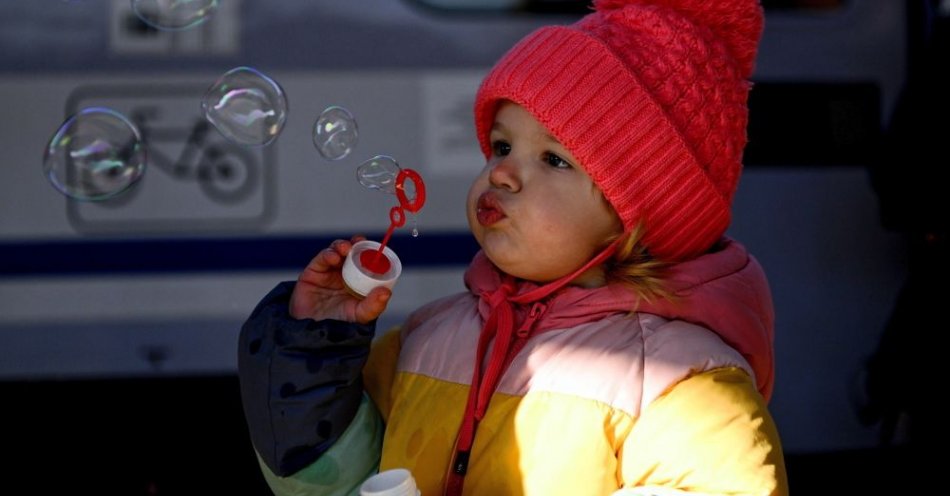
[{"left": 360, "top": 168, "right": 426, "bottom": 274}]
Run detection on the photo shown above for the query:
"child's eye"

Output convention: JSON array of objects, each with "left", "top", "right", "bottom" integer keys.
[
  {"left": 544, "top": 152, "right": 571, "bottom": 169},
  {"left": 491, "top": 140, "right": 511, "bottom": 157}
]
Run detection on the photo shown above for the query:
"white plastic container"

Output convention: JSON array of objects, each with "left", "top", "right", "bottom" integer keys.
[
  {"left": 360, "top": 468, "right": 420, "bottom": 496},
  {"left": 342, "top": 239, "right": 402, "bottom": 297}
]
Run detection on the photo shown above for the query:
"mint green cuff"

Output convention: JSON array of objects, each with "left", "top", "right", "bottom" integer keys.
[{"left": 258, "top": 394, "right": 384, "bottom": 496}]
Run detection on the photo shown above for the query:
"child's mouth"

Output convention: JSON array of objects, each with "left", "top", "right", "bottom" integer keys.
[{"left": 476, "top": 192, "right": 505, "bottom": 226}]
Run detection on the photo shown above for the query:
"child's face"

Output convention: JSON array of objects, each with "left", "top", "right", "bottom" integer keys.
[{"left": 466, "top": 102, "right": 622, "bottom": 285}]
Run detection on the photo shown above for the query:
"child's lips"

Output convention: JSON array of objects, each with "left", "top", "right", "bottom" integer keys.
[{"left": 476, "top": 192, "right": 505, "bottom": 226}]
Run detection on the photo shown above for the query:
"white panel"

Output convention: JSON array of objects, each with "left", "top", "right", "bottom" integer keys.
[{"left": 109, "top": 0, "right": 240, "bottom": 56}]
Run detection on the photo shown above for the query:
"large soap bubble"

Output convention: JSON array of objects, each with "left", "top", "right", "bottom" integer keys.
[
  {"left": 202, "top": 66, "right": 288, "bottom": 147},
  {"left": 313, "top": 106, "right": 358, "bottom": 161},
  {"left": 131, "top": 0, "right": 218, "bottom": 31},
  {"left": 43, "top": 107, "right": 147, "bottom": 201}
]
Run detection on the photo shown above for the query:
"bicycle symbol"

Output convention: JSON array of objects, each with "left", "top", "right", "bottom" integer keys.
[
  {"left": 64, "top": 82, "right": 276, "bottom": 233},
  {"left": 124, "top": 104, "right": 258, "bottom": 206}
]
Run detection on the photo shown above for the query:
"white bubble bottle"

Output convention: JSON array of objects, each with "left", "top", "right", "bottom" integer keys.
[{"left": 360, "top": 468, "right": 420, "bottom": 496}]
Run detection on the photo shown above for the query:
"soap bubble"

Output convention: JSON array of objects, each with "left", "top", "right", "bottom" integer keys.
[
  {"left": 43, "top": 107, "right": 147, "bottom": 201},
  {"left": 357, "top": 155, "right": 401, "bottom": 194},
  {"left": 313, "top": 106, "right": 358, "bottom": 161},
  {"left": 131, "top": 0, "right": 218, "bottom": 31},
  {"left": 202, "top": 66, "right": 288, "bottom": 147}
]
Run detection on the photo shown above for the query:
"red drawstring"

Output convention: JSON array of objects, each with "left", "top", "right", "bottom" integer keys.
[
  {"left": 445, "top": 279, "right": 514, "bottom": 495},
  {"left": 443, "top": 240, "right": 621, "bottom": 495}
]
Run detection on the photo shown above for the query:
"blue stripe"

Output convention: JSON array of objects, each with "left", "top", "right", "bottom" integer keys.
[{"left": 0, "top": 233, "right": 480, "bottom": 277}]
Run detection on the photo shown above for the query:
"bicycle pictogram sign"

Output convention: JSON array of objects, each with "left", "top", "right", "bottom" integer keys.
[{"left": 64, "top": 81, "right": 277, "bottom": 234}]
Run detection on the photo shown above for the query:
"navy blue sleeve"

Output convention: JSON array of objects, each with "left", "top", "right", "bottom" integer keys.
[{"left": 237, "top": 281, "right": 376, "bottom": 476}]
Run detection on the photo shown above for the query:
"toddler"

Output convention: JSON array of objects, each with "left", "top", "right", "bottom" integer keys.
[{"left": 239, "top": 0, "right": 788, "bottom": 494}]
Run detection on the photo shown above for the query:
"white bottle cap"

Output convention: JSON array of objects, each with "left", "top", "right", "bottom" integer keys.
[
  {"left": 342, "top": 240, "right": 402, "bottom": 297},
  {"left": 360, "top": 468, "right": 420, "bottom": 496}
]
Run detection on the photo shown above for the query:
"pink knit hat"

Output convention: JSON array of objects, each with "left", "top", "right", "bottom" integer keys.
[{"left": 474, "top": 0, "right": 764, "bottom": 261}]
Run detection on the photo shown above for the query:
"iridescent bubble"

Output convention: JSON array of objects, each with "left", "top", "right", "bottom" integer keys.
[
  {"left": 202, "top": 66, "right": 288, "bottom": 147},
  {"left": 131, "top": 0, "right": 218, "bottom": 31},
  {"left": 313, "top": 106, "right": 358, "bottom": 161},
  {"left": 357, "top": 155, "right": 401, "bottom": 194},
  {"left": 43, "top": 107, "right": 147, "bottom": 201}
]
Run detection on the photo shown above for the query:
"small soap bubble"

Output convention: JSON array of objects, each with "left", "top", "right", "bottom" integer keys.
[
  {"left": 43, "top": 107, "right": 147, "bottom": 201},
  {"left": 313, "top": 106, "right": 358, "bottom": 161},
  {"left": 357, "top": 155, "right": 401, "bottom": 194},
  {"left": 132, "top": 0, "right": 218, "bottom": 31},
  {"left": 202, "top": 66, "right": 288, "bottom": 147}
]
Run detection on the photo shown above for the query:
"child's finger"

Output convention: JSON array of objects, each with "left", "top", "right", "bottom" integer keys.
[
  {"left": 305, "top": 239, "right": 352, "bottom": 273},
  {"left": 330, "top": 238, "right": 353, "bottom": 256},
  {"left": 354, "top": 287, "right": 392, "bottom": 324}
]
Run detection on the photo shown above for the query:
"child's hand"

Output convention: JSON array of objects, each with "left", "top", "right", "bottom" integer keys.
[{"left": 289, "top": 237, "right": 392, "bottom": 324}]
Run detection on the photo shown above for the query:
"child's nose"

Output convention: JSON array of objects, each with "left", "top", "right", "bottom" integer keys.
[{"left": 488, "top": 156, "right": 522, "bottom": 192}]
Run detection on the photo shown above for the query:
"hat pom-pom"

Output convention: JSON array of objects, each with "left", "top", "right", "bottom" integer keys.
[{"left": 592, "top": 0, "right": 764, "bottom": 78}]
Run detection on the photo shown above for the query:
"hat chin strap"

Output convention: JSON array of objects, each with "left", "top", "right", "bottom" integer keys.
[{"left": 509, "top": 236, "right": 623, "bottom": 305}]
